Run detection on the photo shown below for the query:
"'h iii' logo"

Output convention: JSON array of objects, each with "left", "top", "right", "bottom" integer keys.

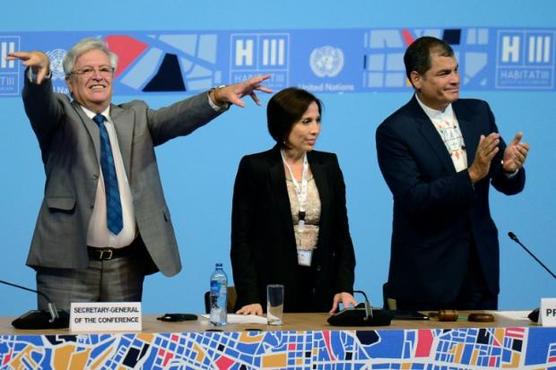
[
  {"left": 0, "top": 36, "right": 20, "bottom": 96},
  {"left": 496, "top": 30, "right": 555, "bottom": 89},
  {"left": 229, "top": 33, "right": 289, "bottom": 89},
  {"left": 231, "top": 34, "right": 288, "bottom": 68},
  {"left": 500, "top": 32, "right": 553, "bottom": 64},
  {"left": 1, "top": 39, "right": 17, "bottom": 69}
]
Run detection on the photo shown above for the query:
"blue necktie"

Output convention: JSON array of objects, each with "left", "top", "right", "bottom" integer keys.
[{"left": 93, "top": 114, "right": 123, "bottom": 234}]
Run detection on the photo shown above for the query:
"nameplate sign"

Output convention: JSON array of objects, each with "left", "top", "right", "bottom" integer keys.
[
  {"left": 70, "top": 302, "right": 142, "bottom": 332},
  {"left": 540, "top": 298, "right": 556, "bottom": 326}
]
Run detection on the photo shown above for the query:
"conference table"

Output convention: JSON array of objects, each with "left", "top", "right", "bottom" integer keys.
[{"left": 0, "top": 311, "right": 554, "bottom": 369}]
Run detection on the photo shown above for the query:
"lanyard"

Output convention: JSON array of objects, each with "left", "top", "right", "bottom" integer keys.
[{"left": 280, "top": 149, "right": 309, "bottom": 227}]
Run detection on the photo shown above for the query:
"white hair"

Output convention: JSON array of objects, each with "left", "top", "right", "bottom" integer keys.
[{"left": 63, "top": 38, "right": 118, "bottom": 78}]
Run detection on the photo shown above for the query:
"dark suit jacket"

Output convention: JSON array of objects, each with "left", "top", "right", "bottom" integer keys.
[
  {"left": 376, "top": 96, "right": 525, "bottom": 307},
  {"left": 22, "top": 76, "right": 221, "bottom": 276},
  {"left": 230, "top": 147, "right": 355, "bottom": 312}
]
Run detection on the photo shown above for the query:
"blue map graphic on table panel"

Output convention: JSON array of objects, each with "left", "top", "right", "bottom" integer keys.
[{"left": 1, "top": 327, "right": 556, "bottom": 368}]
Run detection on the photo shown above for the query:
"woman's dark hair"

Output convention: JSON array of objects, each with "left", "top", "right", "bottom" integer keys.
[
  {"left": 404, "top": 36, "right": 455, "bottom": 83},
  {"left": 267, "top": 87, "right": 322, "bottom": 145}
]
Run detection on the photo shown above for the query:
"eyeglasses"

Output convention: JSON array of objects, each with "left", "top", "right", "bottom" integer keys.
[{"left": 69, "top": 65, "right": 115, "bottom": 79}]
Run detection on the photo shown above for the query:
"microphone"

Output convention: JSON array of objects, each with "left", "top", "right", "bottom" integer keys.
[
  {"left": 327, "top": 290, "right": 393, "bottom": 326},
  {"left": 0, "top": 279, "right": 69, "bottom": 329},
  {"left": 507, "top": 232, "right": 556, "bottom": 279},
  {"left": 354, "top": 290, "right": 374, "bottom": 320}
]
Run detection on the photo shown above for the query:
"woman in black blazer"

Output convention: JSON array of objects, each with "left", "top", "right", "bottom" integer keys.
[{"left": 231, "top": 87, "right": 356, "bottom": 314}]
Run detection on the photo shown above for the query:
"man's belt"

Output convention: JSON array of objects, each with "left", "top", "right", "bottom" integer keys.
[{"left": 87, "top": 245, "right": 135, "bottom": 261}]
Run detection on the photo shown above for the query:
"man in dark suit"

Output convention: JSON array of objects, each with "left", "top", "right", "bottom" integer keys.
[
  {"left": 8, "top": 38, "right": 270, "bottom": 311},
  {"left": 376, "top": 36, "right": 529, "bottom": 310}
]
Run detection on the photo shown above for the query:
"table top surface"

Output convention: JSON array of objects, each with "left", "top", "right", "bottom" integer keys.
[{"left": 0, "top": 311, "right": 541, "bottom": 335}]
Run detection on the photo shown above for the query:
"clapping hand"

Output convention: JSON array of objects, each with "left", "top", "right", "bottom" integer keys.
[{"left": 502, "top": 132, "right": 529, "bottom": 173}]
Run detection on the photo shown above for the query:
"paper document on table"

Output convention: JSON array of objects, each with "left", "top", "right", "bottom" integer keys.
[
  {"left": 228, "top": 314, "right": 268, "bottom": 324},
  {"left": 201, "top": 314, "right": 268, "bottom": 325},
  {"left": 494, "top": 311, "right": 531, "bottom": 321}
]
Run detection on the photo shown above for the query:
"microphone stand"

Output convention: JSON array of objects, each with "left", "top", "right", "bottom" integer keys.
[
  {"left": 507, "top": 232, "right": 555, "bottom": 323},
  {"left": 507, "top": 232, "right": 556, "bottom": 279},
  {"left": 0, "top": 279, "right": 60, "bottom": 323},
  {"left": 327, "top": 290, "right": 393, "bottom": 326},
  {"left": 353, "top": 290, "right": 374, "bottom": 320},
  {"left": 0, "top": 278, "right": 69, "bottom": 329}
]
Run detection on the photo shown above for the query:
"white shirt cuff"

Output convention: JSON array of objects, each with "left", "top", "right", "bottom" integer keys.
[{"left": 26, "top": 68, "right": 52, "bottom": 84}]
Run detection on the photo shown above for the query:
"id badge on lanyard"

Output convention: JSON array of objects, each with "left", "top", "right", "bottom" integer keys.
[
  {"left": 296, "top": 210, "right": 312, "bottom": 266},
  {"left": 297, "top": 248, "right": 312, "bottom": 266},
  {"left": 281, "top": 149, "right": 312, "bottom": 266}
]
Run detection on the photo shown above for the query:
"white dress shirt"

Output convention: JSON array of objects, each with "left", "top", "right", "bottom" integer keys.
[
  {"left": 82, "top": 106, "right": 137, "bottom": 248},
  {"left": 416, "top": 95, "right": 468, "bottom": 172}
]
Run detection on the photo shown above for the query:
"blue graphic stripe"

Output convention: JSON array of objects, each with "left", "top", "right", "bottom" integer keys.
[{"left": 1, "top": 27, "right": 555, "bottom": 97}]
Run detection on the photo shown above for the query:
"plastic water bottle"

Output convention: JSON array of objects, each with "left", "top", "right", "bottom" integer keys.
[{"left": 209, "top": 263, "right": 228, "bottom": 326}]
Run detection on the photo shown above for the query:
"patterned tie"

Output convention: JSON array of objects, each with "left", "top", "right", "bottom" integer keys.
[{"left": 93, "top": 114, "right": 123, "bottom": 234}]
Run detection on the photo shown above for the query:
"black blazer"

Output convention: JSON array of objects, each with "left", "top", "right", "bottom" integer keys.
[
  {"left": 230, "top": 146, "right": 355, "bottom": 312},
  {"left": 376, "top": 96, "right": 525, "bottom": 307}
]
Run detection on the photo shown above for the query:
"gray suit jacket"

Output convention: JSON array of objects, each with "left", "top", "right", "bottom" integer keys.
[{"left": 22, "top": 77, "right": 221, "bottom": 276}]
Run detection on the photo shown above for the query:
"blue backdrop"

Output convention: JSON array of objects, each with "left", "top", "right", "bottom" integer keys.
[{"left": 0, "top": 0, "right": 554, "bottom": 315}]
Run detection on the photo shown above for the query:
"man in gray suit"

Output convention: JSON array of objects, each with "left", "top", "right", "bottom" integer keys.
[{"left": 8, "top": 38, "right": 271, "bottom": 311}]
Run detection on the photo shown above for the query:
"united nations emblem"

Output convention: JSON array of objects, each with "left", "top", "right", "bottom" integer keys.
[
  {"left": 46, "top": 49, "right": 67, "bottom": 81},
  {"left": 309, "top": 46, "right": 344, "bottom": 78}
]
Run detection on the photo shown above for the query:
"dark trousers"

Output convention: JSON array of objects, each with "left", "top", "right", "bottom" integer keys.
[
  {"left": 450, "top": 245, "right": 498, "bottom": 310},
  {"left": 396, "top": 243, "right": 498, "bottom": 311}
]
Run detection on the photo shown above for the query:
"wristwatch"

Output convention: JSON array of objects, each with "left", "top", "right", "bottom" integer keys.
[{"left": 209, "top": 85, "right": 230, "bottom": 111}]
